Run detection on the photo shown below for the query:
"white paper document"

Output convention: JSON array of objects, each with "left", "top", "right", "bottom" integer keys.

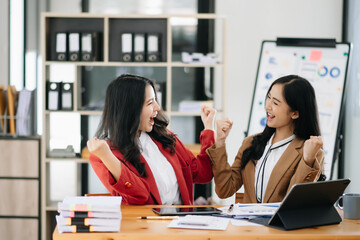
[
  {"left": 58, "top": 196, "right": 122, "bottom": 212},
  {"left": 168, "top": 215, "right": 230, "bottom": 231},
  {"left": 218, "top": 203, "right": 280, "bottom": 218},
  {"left": 231, "top": 219, "right": 262, "bottom": 226}
]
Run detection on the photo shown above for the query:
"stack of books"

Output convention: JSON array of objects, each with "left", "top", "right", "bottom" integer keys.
[{"left": 56, "top": 196, "right": 122, "bottom": 233}]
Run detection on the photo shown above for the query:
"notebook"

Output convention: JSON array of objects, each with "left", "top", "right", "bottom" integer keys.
[{"left": 249, "top": 179, "right": 351, "bottom": 230}]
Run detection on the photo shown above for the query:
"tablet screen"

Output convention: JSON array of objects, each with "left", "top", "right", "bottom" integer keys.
[{"left": 152, "top": 207, "right": 222, "bottom": 216}]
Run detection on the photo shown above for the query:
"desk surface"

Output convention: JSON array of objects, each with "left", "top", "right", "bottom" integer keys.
[{"left": 53, "top": 205, "right": 360, "bottom": 240}]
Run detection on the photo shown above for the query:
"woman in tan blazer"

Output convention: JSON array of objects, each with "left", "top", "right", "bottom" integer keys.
[{"left": 207, "top": 75, "right": 324, "bottom": 203}]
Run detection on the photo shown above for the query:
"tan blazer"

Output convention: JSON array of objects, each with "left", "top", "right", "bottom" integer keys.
[{"left": 206, "top": 136, "right": 324, "bottom": 203}]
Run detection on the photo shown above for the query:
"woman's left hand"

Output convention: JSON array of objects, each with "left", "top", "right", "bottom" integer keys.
[
  {"left": 201, "top": 105, "right": 216, "bottom": 130},
  {"left": 303, "top": 136, "right": 323, "bottom": 165}
]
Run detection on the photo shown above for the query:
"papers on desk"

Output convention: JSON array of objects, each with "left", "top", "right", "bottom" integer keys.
[
  {"left": 56, "top": 196, "right": 122, "bottom": 233},
  {"left": 230, "top": 219, "right": 263, "bottom": 226},
  {"left": 58, "top": 196, "right": 122, "bottom": 212},
  {"left": 168, "top": 215, "right": 230, "bottom": 230},
  {"left": 218, "top": 203, "right": 280, "bottom": 219}
]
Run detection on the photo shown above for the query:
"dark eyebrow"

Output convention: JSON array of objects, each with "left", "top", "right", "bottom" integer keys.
[
  {"left": 273, "top": 97, "right": 282, "bottom": 103},
  {"left": 146, "top": 97, "right": 155, "bottom": 103}
]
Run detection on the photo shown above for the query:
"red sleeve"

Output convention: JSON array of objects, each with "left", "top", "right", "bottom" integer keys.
[
  {"left": 89, "top": 153, "right": 151, "bottom": 205},
  {"left": 175, "top": 129, "right": 215, "bottom": 183}
]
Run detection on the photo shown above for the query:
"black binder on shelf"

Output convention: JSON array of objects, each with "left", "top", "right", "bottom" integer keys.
[
  {"left": 147, "top": 33, "right": 161, "bottom": 62},
  {"left": 46, "top": 82, "right": 61, "bottom": 110},
  {"left": 81, "top": 32, "right": 100, "bottom": 61},
  {"left": 60, "top": 82, "right": 73, "bottom": 110},
  {"left": 249, "top": 179, "right": 351, "bottom": 230},
  {"left": 68, "top": 33, "right": 80, "bottom": 61},
  {"left": 134, "top": 33, "right": 145, "bottom": 62},
  {"left": 56, "top": 32, "right": 68, "bottom": 61},
  {"left": 121, "top": 33, "right": 133, "bottom": 62}
]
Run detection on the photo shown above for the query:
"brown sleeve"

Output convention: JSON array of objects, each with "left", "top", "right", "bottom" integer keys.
[
  {"left": 206, "top": 137, "right": 252, "bottom": 198},
  {"left": 288, "top": 148, "right": 325, "bottom": 191}
]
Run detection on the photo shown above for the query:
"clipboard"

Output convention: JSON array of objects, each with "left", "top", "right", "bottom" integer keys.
[{"left": 249, "top": 179, "right": 351, "bottom": 230}]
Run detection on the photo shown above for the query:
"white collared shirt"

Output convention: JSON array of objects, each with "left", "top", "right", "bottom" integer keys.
[
  {"left": 255, "top": 134, "right": 295, "bottom": 203},
  {"left": 139, "top": 132, "right": 182, "bottom": 205}
]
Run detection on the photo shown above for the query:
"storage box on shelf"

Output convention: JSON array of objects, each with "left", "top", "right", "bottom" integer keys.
[{"left": 41, "top": 12, "right": 226, "bottom": 240}]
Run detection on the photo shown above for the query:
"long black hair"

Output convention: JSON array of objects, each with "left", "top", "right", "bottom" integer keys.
[
  {"left": 96, "top": 74, "right": 176, "bottom": 177},
  {"left": 241, "top": 75, "right": 321, "bottom": 168}
]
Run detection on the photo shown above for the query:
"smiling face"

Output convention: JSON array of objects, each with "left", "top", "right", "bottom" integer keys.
[
  {"left": 139, "top": 84, "right": 160, "bottom": 133},
  {"left": 265, "top": 83, "right": 299, "bottom": 136}
]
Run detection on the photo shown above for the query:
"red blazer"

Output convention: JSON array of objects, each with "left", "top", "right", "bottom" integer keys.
[{"left": 89, "top": 130, "right": 214, "bottom": 205}]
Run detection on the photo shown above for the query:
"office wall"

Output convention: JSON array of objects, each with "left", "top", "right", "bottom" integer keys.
[
  {"left": 216, "top": 0, "right": 343, "bottom": 204},
  {"left": 344, "top": 0, "right": 360, "bottom": 195},
  {"left": 0, "top": 0, "right": 9, "bottom": 86},
  {"left": 49, "top": 0, "right": 81, "bottom": 12}
]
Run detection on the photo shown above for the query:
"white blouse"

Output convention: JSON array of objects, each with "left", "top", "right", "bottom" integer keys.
[
  {"left": 254, "top": 134, "right": 295, "bottom": 203},
  {"left": 139, "top": 132, "right": 182, "bottom": 205}
]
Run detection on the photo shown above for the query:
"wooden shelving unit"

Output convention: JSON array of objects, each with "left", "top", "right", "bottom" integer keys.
[{"left": 41, "top": 12, "right": 226, "bottom": 240}]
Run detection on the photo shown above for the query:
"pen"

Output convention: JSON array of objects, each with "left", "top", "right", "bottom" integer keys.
[
  {"left": 227, "top": 204, "right": 234, "bottom": 213},
  {"left": 137, "top": 216, "right": 179, "bottom": 220},
  {"left": 177, "top": 222, "right": 208, "bottom": 226}
]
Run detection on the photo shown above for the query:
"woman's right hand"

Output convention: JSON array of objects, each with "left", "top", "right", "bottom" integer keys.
[
  {"left": 87, "top": 137, "right": 111, "bottom": 160},
  {"left": 215, "top": 118, "right": 233, "bottom": 147},
  {"left": 87, "top": 137, "right": 122, "bottom": 181}
]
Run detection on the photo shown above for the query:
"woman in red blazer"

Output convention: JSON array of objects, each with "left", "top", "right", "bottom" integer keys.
[{"left": 87, "top": 74, "right": 215, "bottom": 205}]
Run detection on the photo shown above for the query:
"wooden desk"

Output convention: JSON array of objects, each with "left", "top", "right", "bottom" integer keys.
[{"left": 53, "top": 205, "right": 360, "bottom": 240}]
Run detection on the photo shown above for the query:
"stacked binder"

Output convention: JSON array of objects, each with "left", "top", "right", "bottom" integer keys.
[{"left": 56, "top": 196, "right": 122, "bottom": 233}]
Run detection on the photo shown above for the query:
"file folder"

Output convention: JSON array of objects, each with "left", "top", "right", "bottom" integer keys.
[
  {"left": 46, "top": 82, "right": 61, "bottom": 110},
  {"left": 81, "top": 32, "right": 100, "bottom": 61},
  {"left": 61, "top": 82, "right": 73, "bottom": 110},
  {"left": 7, "top": 85, "right": 17, "bottom": 134},
  {"left": 147, "top": 33, "right": 161, "bottom": 62},
  {"left": 68, "top": 33, "right": 80, "bottom": 61},
  {"left": 56, "top": 32, "right": 68, "bottom": 61},
  {"left": 249, "top": 179, "right": 351, "bottom": 230},
  {"left": 134, "top": 33, "right": 145, "bottom": 62},
  {"left": 0, "top": 85, "right": 5, "bottom": 131},
  {"left": 121, "top": 33, "right": 133, "bottom": 62},
  {"left": 16, "top": 89, "right": 34, "bottom": 136}
]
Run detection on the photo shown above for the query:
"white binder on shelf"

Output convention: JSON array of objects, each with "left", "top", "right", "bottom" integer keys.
[
  {"left": 147, "top": 33, "right": 161, "bottom": 62},
  {"left": 61, "top": 82, "right": 73, "bottom": 110},
  {"left": 121, "top": 33, "right": 133, "bottom": 62},
  {"left": 56, "top": 32, "right": 67, "bottom": 61},
  {"left": 68, "top": 33, "right": 80, "bottom": 61},
  {"left": 81, "top": 32, "right": 100, "bottom": 61},
  {"left": 134, "top": 33, "right": 145, "bottom": 62},
  {"left": 47, "top": 82, "right": 61, "bottom": 110}
]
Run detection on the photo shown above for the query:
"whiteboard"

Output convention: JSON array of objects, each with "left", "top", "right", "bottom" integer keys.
[{"left": 247, "top": 40, "right": 350, "bottom": 179}]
